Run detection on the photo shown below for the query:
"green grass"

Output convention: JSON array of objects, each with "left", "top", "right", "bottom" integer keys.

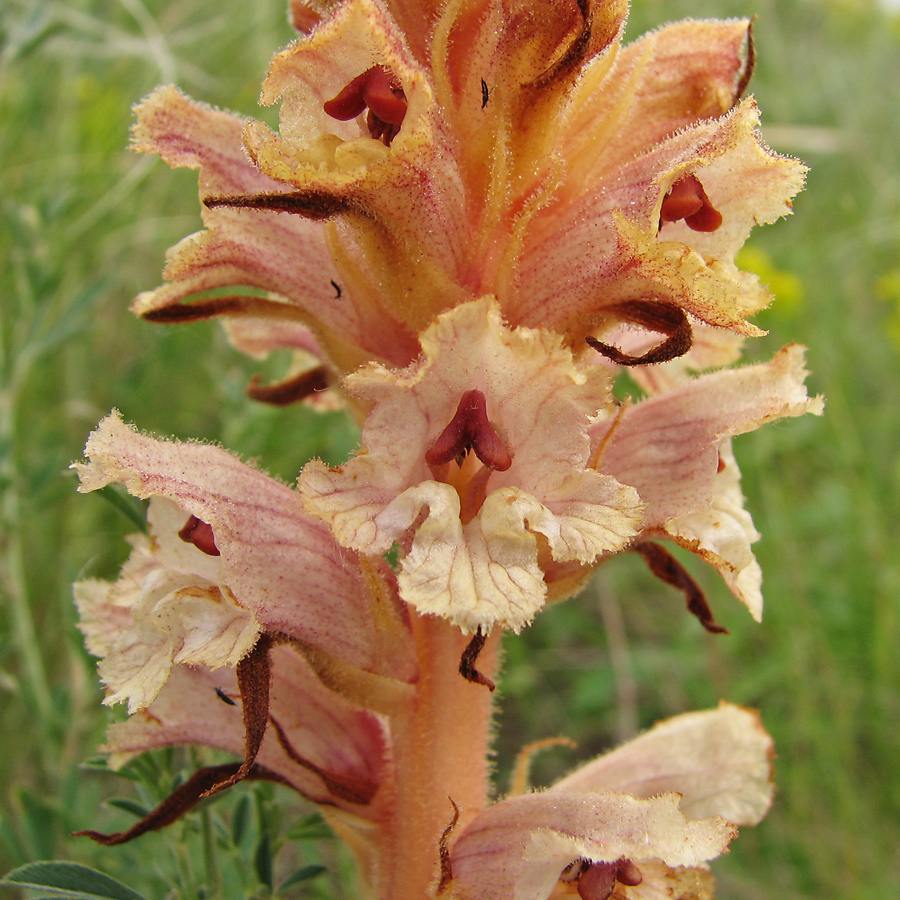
[{"left": 2, "top": 0, "right": 899, "bottom": 897}]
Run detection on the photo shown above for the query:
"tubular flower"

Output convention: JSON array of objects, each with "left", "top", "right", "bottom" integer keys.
[
  {"left": 72, "top": 412, "right": 416, "bottom": 845},
  {"left": 131, "top": 0, "right": 803, "bottom": 391},
  {"left": 83, "top": 644, "right": 391, "bottom": 820},
  {"left": 446, "top": 703, "right": 774, "bottom": 900},
  {"left": 592, "top": 344, "right": 824, "bottom": 621},
  {"left": 300, "top": 298, "right": 645, "bottom": 633},
  {"left": 74, "top": 412, "right": 416, "bottom": 687}
]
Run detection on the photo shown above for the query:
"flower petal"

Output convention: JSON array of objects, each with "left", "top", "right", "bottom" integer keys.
[
  {"left": 431, "top": 0, "right": 626, "bottom": 188},
  {"left": 593, "top": 346, "right": 821, "bottom": 618},
  {"left": 131, "top": 84, "right": 418, "bottom": 372},
  {"left": 594, "top": 345, "right": 822, "bottom": 526},
  {"left": 561, "top": 19, "right": 754, "bottom": 180},
  {"left": 449, "top": 791, "right": 734, "bottom": 900},
  {"left": 553, "top": 704, "right": 774, "bottom": 827},
  {"left": 243, "top": 0, "right": 471, "bottom": 338},
  {"left": 662, "top": 440, "right": 764, "bottom": 619},
  {"left": 103, "top": 647, "right": 388, "bottom": 815},
  {"left": 510, "top": 100, "right": 805, "bottom": 339}
]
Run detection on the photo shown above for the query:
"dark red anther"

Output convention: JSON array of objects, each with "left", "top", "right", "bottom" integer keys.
[
  {"left": 576, "top": 859, "right": 642, "bottom": 900},
  {"left": 577, "top": 863, "right": 616, "bottom": 900},
  {"left": 660, "top": 174, "right": 723, "bottom": 232},
  {"left": 425, "top": 389, "right": 512, "bottom": 472},
  {"left": 323, "top": 66, "right": 407, "bottom": 146},
  {"left": 614, "top": 859, "right": 643, "bottom": 887},
  {"left": 178, "top": 515, "right": 220, "bottom": 557}
]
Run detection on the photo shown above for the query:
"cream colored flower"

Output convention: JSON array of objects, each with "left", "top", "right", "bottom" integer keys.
[
  {"left": 76, "top": 502, "right": 260, "bottom": 713},
  {"left": 301, "top": 298, "right": 644, "bottom": 633}
]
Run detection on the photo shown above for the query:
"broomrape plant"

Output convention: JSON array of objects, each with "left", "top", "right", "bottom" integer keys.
[{"left": 65, "top": 1, "right": 822, "bottom": 898}]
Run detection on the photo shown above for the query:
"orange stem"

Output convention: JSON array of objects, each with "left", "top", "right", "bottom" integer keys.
[{"left": 379, "top": 612, "right": 500, "bottom": 900}]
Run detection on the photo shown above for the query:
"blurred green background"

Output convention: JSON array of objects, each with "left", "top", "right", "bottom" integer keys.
[{"left": 1, "top": 0, "right": 898, "bottom": 897}]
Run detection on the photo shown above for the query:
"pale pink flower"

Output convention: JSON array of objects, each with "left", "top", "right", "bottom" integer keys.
[
  {"left": 593, "top": 344, "right": 824, "bottom": 621},
  {"left": 74, "top": 412, "right": 416, "bottom": 708},
  {"left": 447, "top": 703, "right": 774, "bottom": 900},
  {"left": 94, "top": 651, "right": 391, "bottom": 817},
  {"left": 72, "top": 412, "right": 416, "bottom": 844}
]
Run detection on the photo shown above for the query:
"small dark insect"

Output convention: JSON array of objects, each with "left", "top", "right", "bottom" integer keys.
[
  {"left": 215, "top": 687, "right": 237, "bottom": 706},
  {"left": 330, "top": 279, "right": 342, "bottom": 299},
  {"left": 480, "top": 78, "right": 489, "bottom": 109}
]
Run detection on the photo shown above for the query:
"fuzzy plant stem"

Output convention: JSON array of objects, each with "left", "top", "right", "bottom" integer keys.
[{"left": 380, "top": 612, "right": 500, "bottom": 900}]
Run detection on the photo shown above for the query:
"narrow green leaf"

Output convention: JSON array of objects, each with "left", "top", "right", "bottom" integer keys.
[
  {"left": 96, "top": 486, "right": 148, "bottom": 532},
  {"left": 277, "top": 865, "right": 327, "bottom": 893},
  {"left": 253, "top": 833, "right": 273, "bottom": 891},
  {"left": 284, "top": 813, "right": 332, "bottom": 842},
  {"left": 0, "top": 809, "right": 26, "bottom": 868},
  {"left": 231, "top": 794, "right": 251, "bottom": 846},
  {"left": 19, "top": 791, "right": 57, "bottom": 861},
  {"left": 105, "top": 799, "right": 150, "bottom": 819},
  {"left": 0, "top": 861, "right": 147, "bottom": 900}
]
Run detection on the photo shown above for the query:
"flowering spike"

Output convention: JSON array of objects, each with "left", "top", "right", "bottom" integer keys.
[{"left": 76, "top": 2, "right": 818, "bottom": 895}]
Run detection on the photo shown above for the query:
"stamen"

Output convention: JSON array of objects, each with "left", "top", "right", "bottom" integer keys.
[
  {"left": 324, "top": 66, "right": 407, "bottom": 146},
  {"left": 178, "top": 515, "right": 220, "bottom": 556},
  {"left": 614, "top": 860, "right": 643, "bottom": 887},
  {"left": 425, "top": 389, "right": 512, "bottom": 471},
  {"left": 575, "top": 859, "right": 643, "bottom": 900},
  {"left": 577, "top": 862, "right": 616, "bottom": 900},
  {"left": 660, "top": 174, "right": 723, "bottom": 232}
]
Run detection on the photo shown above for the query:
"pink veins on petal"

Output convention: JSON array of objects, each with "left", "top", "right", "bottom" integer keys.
[
  {"left": 425, "top": 389, "right": 513, "bottom": 471},
  {"left": 660, "top": 174, "right": 723, "bottom": 232},
  {"left": 323, "top": 66, "right": 407, "bottom": 145}
]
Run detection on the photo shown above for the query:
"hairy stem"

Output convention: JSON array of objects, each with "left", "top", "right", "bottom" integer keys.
[{"left": 381, "top": 613, "right": 500, "bottom": 900}]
